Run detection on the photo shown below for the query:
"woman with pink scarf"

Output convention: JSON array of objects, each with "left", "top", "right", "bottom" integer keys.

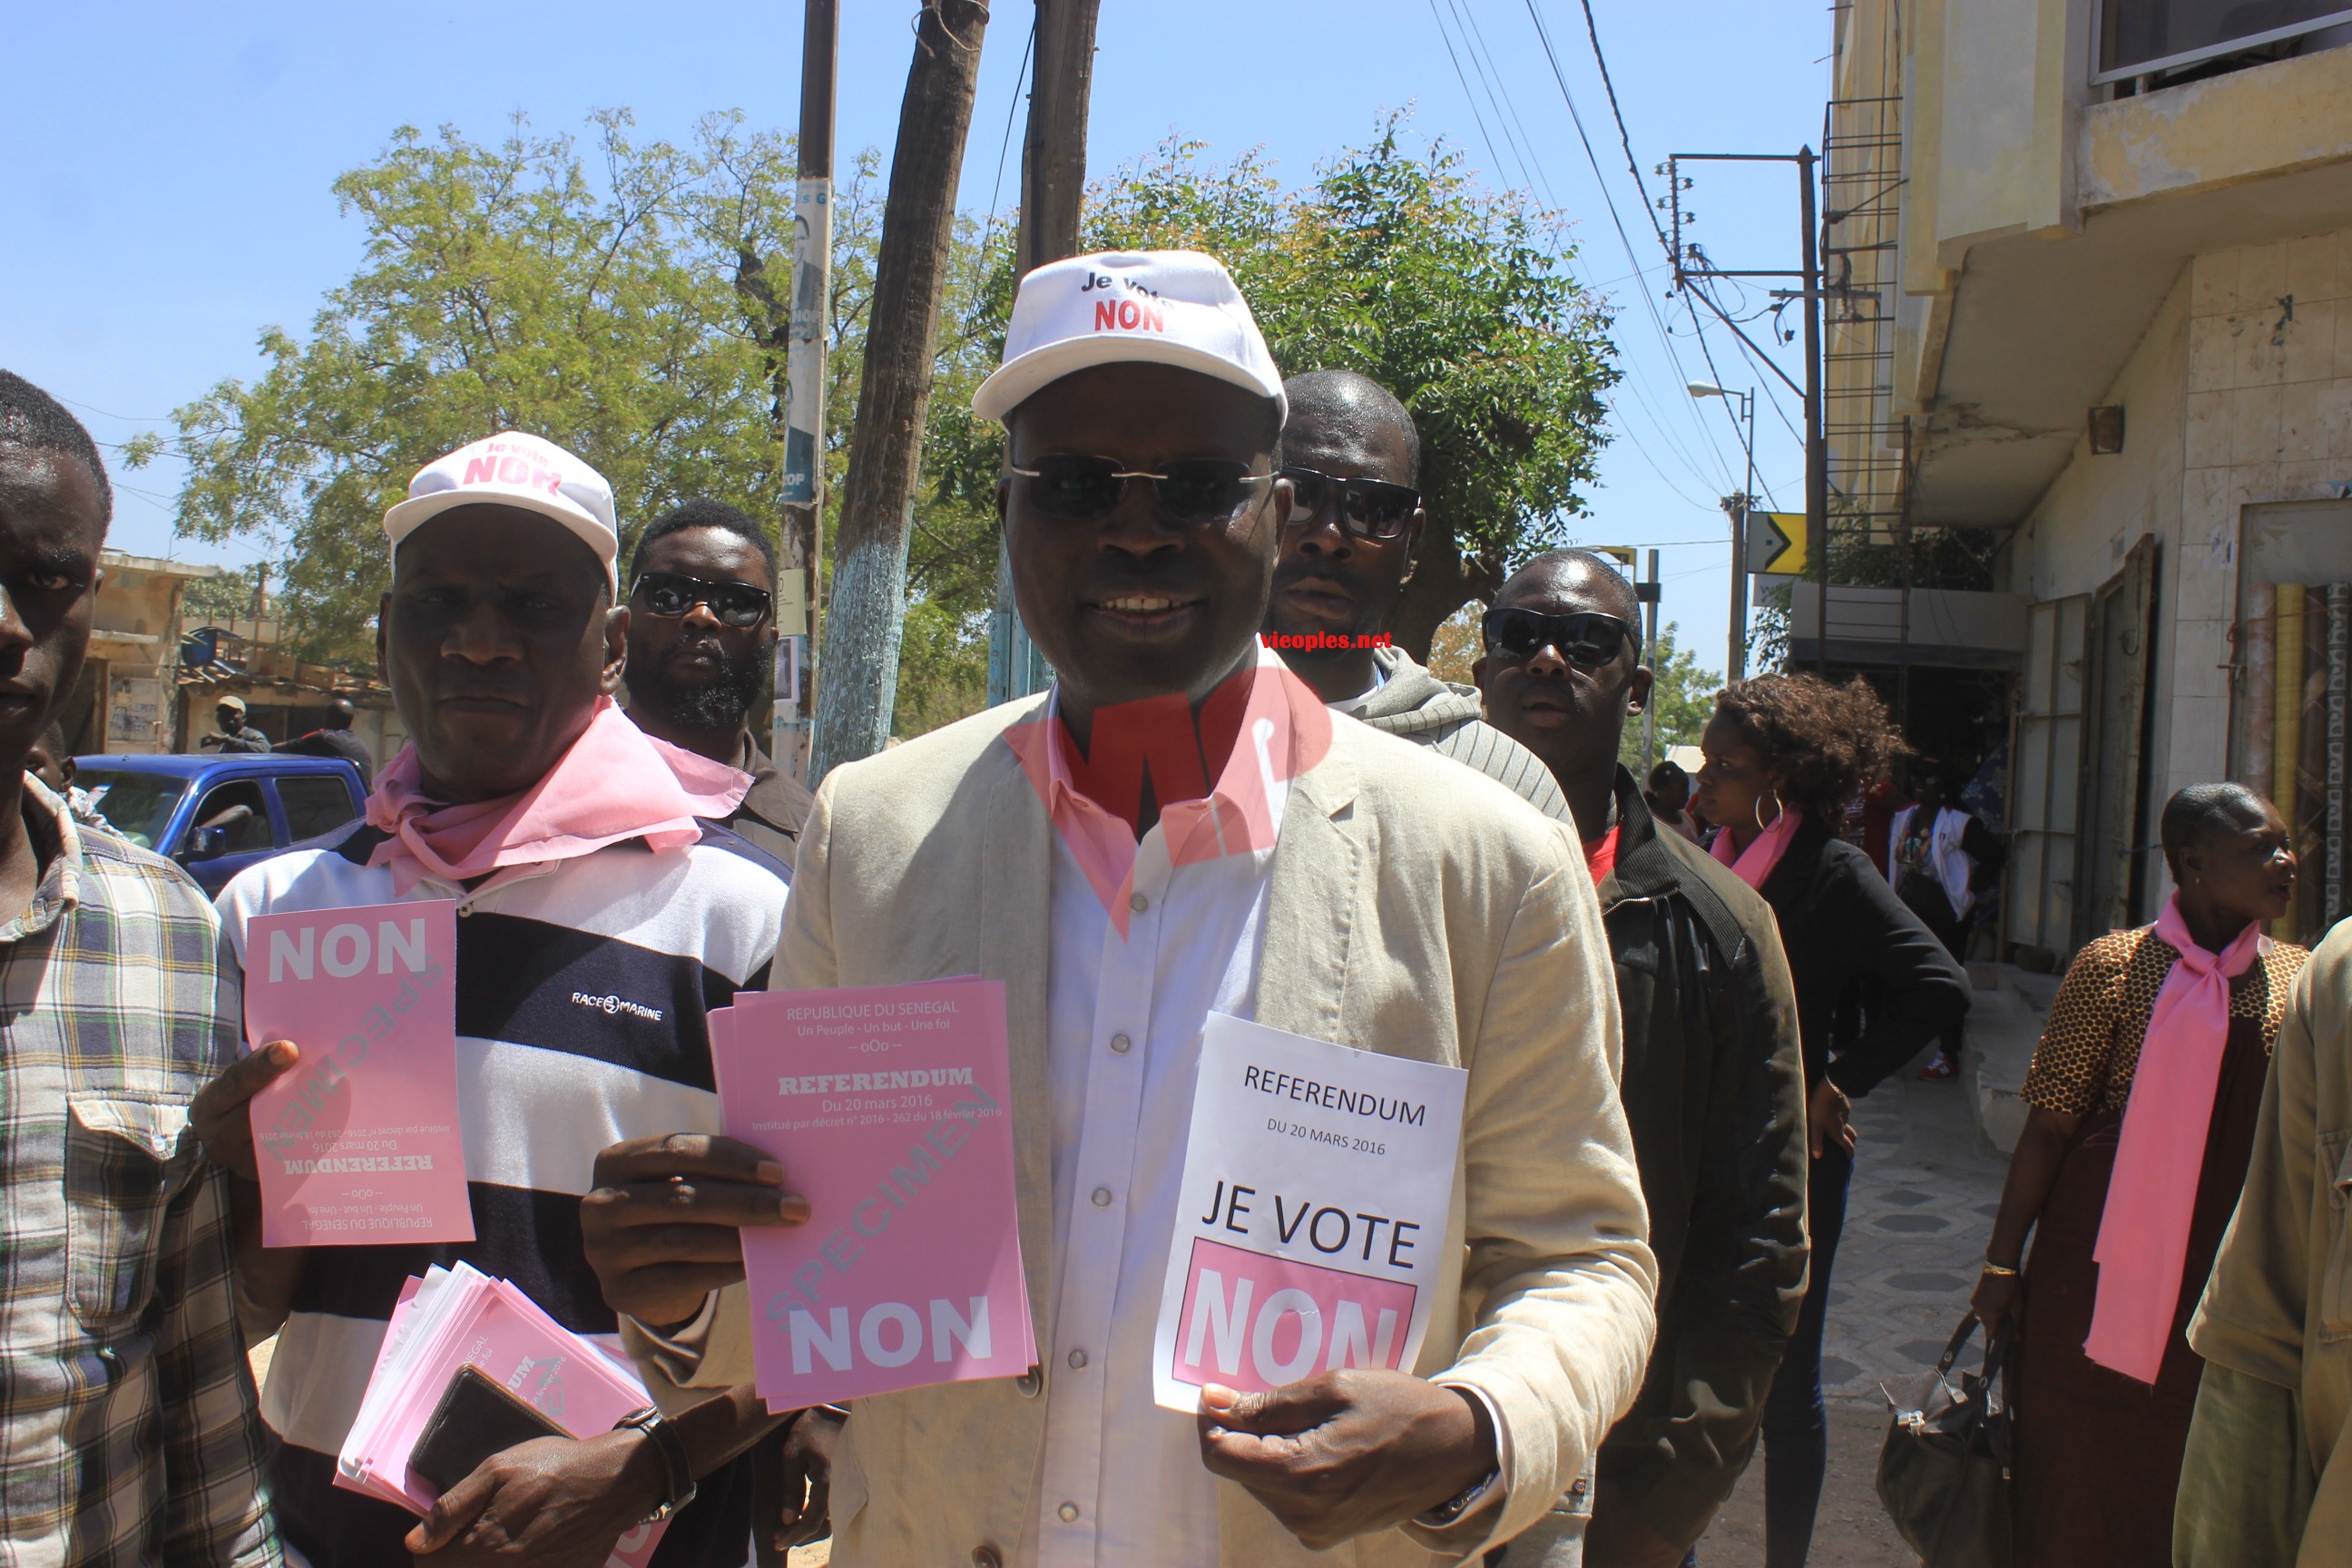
[
  {"left": 1972, "top": 782, "right": 2303, "bottom": 1567},
  {"left": 1690, "top": 673, "right": 1971, "bottom": 1568}
]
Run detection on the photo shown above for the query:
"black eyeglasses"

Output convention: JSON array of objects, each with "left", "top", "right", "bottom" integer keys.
[
  {"left": 1481, "top": 606, "right": 1638, "bottom": 670},
  {"left": 1279, "top": 466, "right": 1419, "bottom": 542},
  {"left": 1007, "top": 454, "right": 1275, "bottom": 525},
  {"left": 630, "top": 572, "right": 774, "bottom": 629}
]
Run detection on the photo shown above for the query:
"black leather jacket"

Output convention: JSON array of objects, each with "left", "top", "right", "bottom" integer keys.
[
  {"left": 1759, "top": 811, "right": 1971, "bottom": 1094},
  {"left": 1592, "top": 771, "right": 1811, "bottom": 1549}
]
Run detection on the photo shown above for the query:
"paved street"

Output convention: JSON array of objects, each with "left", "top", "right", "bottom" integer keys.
[{"left": 1700, "top": 1056, "right": 2009, "bottom": 1564}]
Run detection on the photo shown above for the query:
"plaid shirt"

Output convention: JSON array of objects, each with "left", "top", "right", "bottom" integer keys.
[{"left": 0, "top": 779, "right": 279, "bottom": 1568}]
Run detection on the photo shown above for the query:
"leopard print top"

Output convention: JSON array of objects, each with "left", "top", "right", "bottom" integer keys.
[{"left": 2016, "top": 926, "right": 2308, "bottom": 1117}]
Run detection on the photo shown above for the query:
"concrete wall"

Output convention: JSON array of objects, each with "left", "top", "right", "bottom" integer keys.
[
  {"left": 2012, "top": 222, "right": 2352, "bottom": 916},
  {"left": 1932, "top": 0, "right": 2087, "bottom": 258},
  {"left": 2080, "top": 45, "right": 2352, "bottom": 211}
]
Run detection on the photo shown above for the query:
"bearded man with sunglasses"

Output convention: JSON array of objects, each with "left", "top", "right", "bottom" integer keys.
[
  {"left": 622, "top": 498, "right": 813, "bottom": 859},
  {"left": 1260, "top": 370, "right": 1570, "bottom": 824},
  {"left": 1475, "top": 550, "right": 1808, "bottom": 1567},
  {"left": 583, "top": 250, "right": 1656, "bottom": 1568}
]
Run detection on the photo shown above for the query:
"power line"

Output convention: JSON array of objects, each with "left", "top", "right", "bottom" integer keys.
[
  {"left": 1539, "top": 0, "right": 1810, "bottom": 502},
  {"left": 1425, "top": 1, "right": 1730, "bottom": 503},
  {"left": 1570, "top": 0, "right": 1672, "bottom": 254},
  {"left": 1515, "top": 0, "right": 1737, "bottom": 490},
  {"left": 1426, "top": 0, "right": 1520, "bottom": 199},
  {"left": 975, "top": 20, "right": 1035, "bottom": 253},
  {"left": 1455, "top": 0, "right": 1549, "bottom": 198}
]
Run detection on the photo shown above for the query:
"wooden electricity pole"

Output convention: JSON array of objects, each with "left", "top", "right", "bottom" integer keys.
[
  {"left": 808, "top": 0, "right": 990, "bottom": 783},
  {"left": 986, "top": 0, "right": 1102, "bottom": 704},
  {"left": 771, "top": 0, "right": 837, "bottom": 782}
]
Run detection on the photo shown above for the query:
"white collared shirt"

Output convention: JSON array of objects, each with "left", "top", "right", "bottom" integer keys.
[
  {"left": 1018, "top": 656, "right": 1293, "bottom": 1566},
  {"left": 1017, "top": 652, "right": 1504, "bottom": 1565}
]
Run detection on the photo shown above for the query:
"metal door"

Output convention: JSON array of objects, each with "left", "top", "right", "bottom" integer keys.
[
  {"left": 2077, "top": 535, "right": 2160, "bottom": 946},
  {"left": 2005, "top": 593, "right": 2090, "bottom": 959}
]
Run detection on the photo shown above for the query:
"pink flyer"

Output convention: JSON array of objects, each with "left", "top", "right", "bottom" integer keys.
[
  {"left": 711, "top": 980, "right": 1035, "bottom": 1409},
  {"left": 243, "top": 899, "right": 474, "bottom": 1248}
]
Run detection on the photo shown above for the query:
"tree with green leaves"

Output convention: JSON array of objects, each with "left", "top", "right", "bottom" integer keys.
[
  {"left": 1620, "top": 622, "right": 1723, "bottom": 769},
  {"left": 131, "top": 110, "right": 886, "bottom": 664},
  {"left": 923, "top": 120, "right": 1620, "bottom": 663}
]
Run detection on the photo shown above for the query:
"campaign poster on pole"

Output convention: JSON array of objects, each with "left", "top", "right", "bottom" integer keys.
[
  {"left": 1152, "top": 1014, "right": 1468, "bottom": 1412},
  {"left": 243, "top": 899, "right": 473, "bottom": 1248},
  {"left": 711, "top": 978, "right": 1034, "bottom": 1410}
]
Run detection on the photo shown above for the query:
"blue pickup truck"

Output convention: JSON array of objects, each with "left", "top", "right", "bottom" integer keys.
[{"left": 74, "top": 753, "right": 369, "bottom": 897}]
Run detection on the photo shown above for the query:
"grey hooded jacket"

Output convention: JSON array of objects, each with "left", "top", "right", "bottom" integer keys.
[{"left": 1338, "top": 647, "right": 1574, "bottom": 824}]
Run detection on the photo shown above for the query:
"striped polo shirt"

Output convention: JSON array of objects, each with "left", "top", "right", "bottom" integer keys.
[{"left": 215, "top": 820, "right": 788, "bottom": 1568}]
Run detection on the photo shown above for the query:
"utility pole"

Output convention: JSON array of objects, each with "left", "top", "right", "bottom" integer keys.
[
  {"left": 773, "top": 0, "right": 837, "bottom": 782},
  {"left": 987, "top": 0, "right": 1102, "bottom": 705},
  {"left": 1688, "top": 380, "right": 1754, "bottom": 681},
  {"left": 808, "top": 0, "right": 990, "bottom": 784},
  {"left": 1666, "top": 150, "right": 1828, "bottom": 675},
  {"left": 1798, "top": 146, "right": 1827, "bottom": 675},
  {"left": 1641, "top": 548, "right": 1661, "bottom": 775}
]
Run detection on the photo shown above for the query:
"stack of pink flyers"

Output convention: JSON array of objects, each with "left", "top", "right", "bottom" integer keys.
[{"left": 335, "top": 1263, "right": 669, "bottom": 1564}]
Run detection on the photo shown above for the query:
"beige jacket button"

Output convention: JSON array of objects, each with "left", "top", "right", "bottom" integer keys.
[
  {"left": 1015, "top": 1366, "right": 1043, "bottom": 1397},
  {"left": 971, "top": 1547, "right": 1003, "bottom": 1568}
]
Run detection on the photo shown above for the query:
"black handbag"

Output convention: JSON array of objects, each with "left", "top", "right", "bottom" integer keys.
[{"left": 1877, "top": 1313, "right": 2014, "bottom": 1568}]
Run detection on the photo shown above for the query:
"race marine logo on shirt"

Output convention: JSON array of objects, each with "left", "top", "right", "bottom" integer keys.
[{"left": 573, "top": 991, "right": 664, "bottom": 1022}]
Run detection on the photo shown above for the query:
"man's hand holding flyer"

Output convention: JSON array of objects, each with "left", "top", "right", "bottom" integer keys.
[
  {"left": 241, "top": 898, "right": 473, "bottom": 1247},
  {"left": 711, "top": 978, "right": 1035, "bottom": 1410},
  {"left": 1153, "top": 1014, "right": 1469, "bottom": 1410}
]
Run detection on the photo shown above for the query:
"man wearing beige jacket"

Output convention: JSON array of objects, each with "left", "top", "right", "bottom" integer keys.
[
  {"left": 2174, "top": 920, "right": 2352, "bottom": 1566},
  {"left": 580, "top": 250, "right": 1656, "bottom": 1567}
]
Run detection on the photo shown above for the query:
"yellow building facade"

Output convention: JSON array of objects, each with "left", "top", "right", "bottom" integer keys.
[{"left": 1831, "top": 0, "right": 2352, "bottom": 956}]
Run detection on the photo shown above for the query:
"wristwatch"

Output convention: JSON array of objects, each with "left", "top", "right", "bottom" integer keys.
[
  {"left": 612, "top": 1406, "right": 698, "bottom": 1524},
  {"left": 1419, "top": 1468, "right": 1502, "bottom": 1528}
]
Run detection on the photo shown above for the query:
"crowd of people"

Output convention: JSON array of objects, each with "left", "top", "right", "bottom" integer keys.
[{"left": 2, "top": 242, "right": 2346, "bottom": 1568}]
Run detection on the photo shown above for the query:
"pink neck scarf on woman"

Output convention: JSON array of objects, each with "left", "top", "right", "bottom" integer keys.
[
  {"left": 364, "top": 695, "right": 750, "bottom": 895},
  {"left": 1710, "top": 806, "right": 1800, "bottom": 891},
  {"left": 2082, "top": 893, "right": 2267, "bottom": 1383}
]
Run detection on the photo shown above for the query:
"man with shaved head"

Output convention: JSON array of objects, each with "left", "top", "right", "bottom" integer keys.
[
  {"left": 1476, "top": 548, "right": 1808, "bottom": 1565},
  {"left": 1260, "top": 369, "right": 1571, "bottom": 823}
]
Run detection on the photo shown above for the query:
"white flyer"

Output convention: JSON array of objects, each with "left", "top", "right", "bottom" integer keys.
[{"left": 1152, "top": 1013, "right": 1469, "bottom": 1412}]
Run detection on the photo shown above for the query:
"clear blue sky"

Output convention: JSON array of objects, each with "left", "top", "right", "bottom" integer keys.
[{"left": 4, "top": 0, "right": 1826, "bottom": 678}]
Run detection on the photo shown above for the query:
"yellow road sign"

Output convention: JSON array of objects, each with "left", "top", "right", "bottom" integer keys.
[{"left": 1747, "top": 513, "right": 1808, "bottom": 576}]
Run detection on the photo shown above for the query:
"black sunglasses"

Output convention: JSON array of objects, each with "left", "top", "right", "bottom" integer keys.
[
  {"left": 1481, "top": 606, "right": 1639, "bottom": 669},
  {"left": 1280, "top": 466, "right": 1419, "bottom": 542},
  {"left": 630, "top": 572, "right": 774, "bottom": 629},
  {"left": 1007, "top": 454, "right": 1275, "bottom": 525}
]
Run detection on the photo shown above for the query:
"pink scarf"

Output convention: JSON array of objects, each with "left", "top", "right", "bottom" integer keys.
[
  {"left": 1710, "top": 807, "right": 1801, "bottom": 891},
  {"left": 2083, "top": 894, "right": 2266, "bottom": 1383},
  {"left": 364, "top": 696, "right": 750, "bottom": 894}
]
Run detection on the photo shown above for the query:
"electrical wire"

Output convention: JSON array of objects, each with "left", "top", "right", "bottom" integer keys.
[
  {"left": 971, "top": 19, "right": 1036, "bottom": 277},
  {"left": 1514, "top": 0, "right": 1738, "bottom": 491},
  {"left": 1455, "top": 0, "right": 1742, "bottom": 495},
  {"left": 1425, "top": 0, "right": 1519, "bottom": 198},
  {"left": 1453, "top": 0, "right": 1547, "bottom": 197},
  {"left": 1422, "top": 1, "right": 1731, "bottom": 504},
  {"left": 1534, "top": 0, "right": 1817, "bottom": 499}
]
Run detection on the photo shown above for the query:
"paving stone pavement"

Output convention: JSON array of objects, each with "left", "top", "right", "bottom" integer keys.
[{"left": 1700, "top": 1057, "right": 2008, "bottom": 1564}]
